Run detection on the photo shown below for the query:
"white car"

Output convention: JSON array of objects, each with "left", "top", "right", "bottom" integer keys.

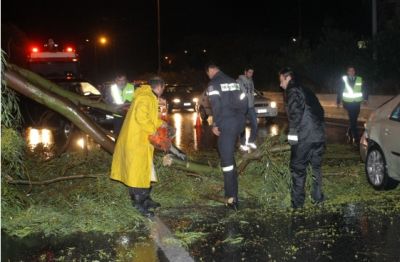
[
  {"left": 198, "top": 89, "right": 277, "bottom": 122},
  {"left": 360, "top": 94, "right": 400, "bottom": 190}
]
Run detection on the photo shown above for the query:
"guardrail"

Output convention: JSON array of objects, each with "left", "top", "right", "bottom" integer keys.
[{"left": 263, "top": 92, "right": 395, "bottom": 122}]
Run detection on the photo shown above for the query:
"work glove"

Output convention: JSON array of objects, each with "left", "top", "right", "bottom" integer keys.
[{"left": 287, "top": 128, "right": 299, "bottom": 146}]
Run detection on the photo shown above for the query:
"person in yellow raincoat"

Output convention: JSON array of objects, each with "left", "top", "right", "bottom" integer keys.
[{"left": 110, "top": 77, "right": 166, "bottom": 217}]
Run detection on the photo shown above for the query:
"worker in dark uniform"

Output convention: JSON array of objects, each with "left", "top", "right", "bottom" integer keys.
[
  {"left": 279, "top": 68, "right": 325, "bottom": 209},
  {"left": 337, "top": 66, "right": 368, "bottom": 145},
  {"left": 206, "top": 63, "right": 247, "bottom": 210}
]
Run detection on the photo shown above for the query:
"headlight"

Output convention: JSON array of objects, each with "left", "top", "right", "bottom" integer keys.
[
  {"left": 106, "top": 114, "right": 114, "bottom": 119},
  {"left": 173, "top": 98, "right": 181, "bottom": 104},
  {"left": 77, "top": 137, "right": 85, "bottom": 149},
  {"left": 270, "top": 101, "right": 277, "bottom": 108},
  {"left": 193, "top": 97, "right": 199, "bottom": 103},
  {"left": 27, "top": 128, "right": 53, "bottom": 149}
]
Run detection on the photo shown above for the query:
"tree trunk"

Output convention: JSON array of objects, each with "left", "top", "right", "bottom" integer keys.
[
  {"left": 237, "top": 144, "right": 290, "bottom": 174},
  {"left": 9, "top": 64, "right": 120, "bottom": 114},
  {"left": 162, "top": 154, "right": 219, "bottom": 176},
  {"left": 5, "top": 70, "right": 115, "bottom": 154}
]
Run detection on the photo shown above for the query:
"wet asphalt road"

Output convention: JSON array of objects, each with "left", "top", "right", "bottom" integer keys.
[
  {"left": 25, "top": 110, "right": 360, "bottom": 154},
  {"left": 168, "top": 111, "right": 358, "bottom": 153}
]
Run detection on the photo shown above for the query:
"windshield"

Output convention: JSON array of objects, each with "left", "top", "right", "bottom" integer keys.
[
  {"left": 80, "top": 82, "right": 101, "bottom": 95},
  {"left": 254, "top": 89, "right": 263, "bottom": 96},
  {"left": 56, "top": 82, "right": 101, "bottom": 96},
  {"left": 166, "top": 86, "right": 194, "bottom": 94},
  {"left": 29, "top": 61, "right": 79, "bottom": 79}
]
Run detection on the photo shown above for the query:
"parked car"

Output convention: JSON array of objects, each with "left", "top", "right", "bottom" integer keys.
[
  {"left": 56, "top": 80, "right": 114, "bottom": 126},
  {"left": 22, "top": 79, "right": 113, "bottom": 152},
  {"left": 360, "top": 94, "right": 400, "bottom": 190},
  {"left": 198, "top": 88, "right": 277, "bottom": 122},
  {"left": 163, "top": 84, "right": 201, "bottom": 113}
]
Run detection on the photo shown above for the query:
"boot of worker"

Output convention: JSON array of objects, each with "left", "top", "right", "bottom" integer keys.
[
  {"left": 223, "top": 170, "right": 239, "bottom": 211},
  {"left": 144, "top": 186, "right": 161, "bottom": 209},
  {"left": 134, "top": 190, "right": 154, "bottom": 218},
  {"left": 128, "top": 187, "right": 136, "bottom": 205}
]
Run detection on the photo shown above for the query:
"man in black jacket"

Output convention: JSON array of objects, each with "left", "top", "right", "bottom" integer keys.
[
  {"left": 279, "top": 68, "right": 325, "bottom": 209},
  {"left": 206, "top": 63, "right": 247, "bottom": 210}
]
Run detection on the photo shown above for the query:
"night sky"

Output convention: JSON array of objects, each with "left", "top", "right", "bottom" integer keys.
[{"left": 2, "top": 0, "right": 373, "bottom": 78}]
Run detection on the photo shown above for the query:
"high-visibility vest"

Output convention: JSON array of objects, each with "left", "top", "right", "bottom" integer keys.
[
  {"left": 111, "top": 83, "right": 135, "bottom": 117},
  {"left": 342, "top": 76, "right": 363, "bottom": 103},
  {"left": 111, "top": 83, "right": 135, "bottom": 105},
  {"left": 121, "top": 83, "right": 135, "bottom": 103}
]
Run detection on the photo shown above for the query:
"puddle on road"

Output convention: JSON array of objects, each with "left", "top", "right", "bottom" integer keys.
[
  {"left": 2, "top": 231, "right": 168, "bottom": 262},
  {"left": 161, "top": 203, "right": 400, "bottom": 262},
  {"left": 4, "top": 203, "right": 398, "bottom": 261}
]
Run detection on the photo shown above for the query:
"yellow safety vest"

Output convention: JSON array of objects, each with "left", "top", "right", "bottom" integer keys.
[
  {"left": 342, "top": 76, "right": 363, "bottom": 103},
  {"left": 111, "top": 83, "right": 135, "bottom": 117}
]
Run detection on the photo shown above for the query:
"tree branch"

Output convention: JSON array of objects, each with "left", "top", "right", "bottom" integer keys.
[{"left": 6, "top": 173, "right": 107, "bottom": 186}]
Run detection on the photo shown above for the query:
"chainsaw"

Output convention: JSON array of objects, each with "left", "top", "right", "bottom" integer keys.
[{"left": 148, "top": 124, "right": 187, "bottom": 161}]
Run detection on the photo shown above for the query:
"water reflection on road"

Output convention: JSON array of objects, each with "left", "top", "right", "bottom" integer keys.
[
  {"left": 169, "top": 112, "right": 350, "bottom": 153},
  {"left": 24, "top": 112, "right": 352, "bottom": 156}
]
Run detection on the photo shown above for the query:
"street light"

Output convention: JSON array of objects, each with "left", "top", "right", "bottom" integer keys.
[{"left": 99, "top": 36, "right": 108, "bottom": 45}]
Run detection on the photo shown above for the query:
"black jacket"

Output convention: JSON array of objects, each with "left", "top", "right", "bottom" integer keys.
[
  {"left": 285, "top": 81, "right": 325, "bottom": 143},
  {"left": 207, "top": 71, "right": 246, "bottom": 127}
]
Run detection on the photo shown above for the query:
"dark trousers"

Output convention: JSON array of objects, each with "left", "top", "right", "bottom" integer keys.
[
  {"left": 290, "top": 142, "right": 325, "bottom": 208},
  {"left": 218, "top": 118, "right": 245, "bottom": 202},
  {"left": 343, "top": 102, "right": 361, "bottom": 141},
  {"left": 113, "top": 115, "right": 125, "bottom": 137},
  {"left": 240, "top": 107, "right": 258, "bottom": 145}
]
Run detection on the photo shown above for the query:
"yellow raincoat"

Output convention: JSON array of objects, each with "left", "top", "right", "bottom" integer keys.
[{"left": 110, "top": 85, "right": 163, "bottom": 188}]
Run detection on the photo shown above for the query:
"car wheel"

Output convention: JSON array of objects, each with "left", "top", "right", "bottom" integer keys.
[
  {"left": 199, "top": 106, "right": 208, "bottom": 122},
  {"left": 365, "top": 145, "right": 399, "bottom": 190},
  {"left": 40, "top": 111, "right": 75, "bottom": 155}
]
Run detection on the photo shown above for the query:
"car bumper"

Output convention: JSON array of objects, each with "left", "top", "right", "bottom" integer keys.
[
  {"left": 255, "top": 107, "right": 278, "bottom": 117},
  {"left": 360, "top": 131, "right": 368, "bottom": 162}
]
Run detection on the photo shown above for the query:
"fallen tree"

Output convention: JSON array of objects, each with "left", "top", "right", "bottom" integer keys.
[
  {"left": 4, "top": 69, "right": 115, "bottom": 153},
  {"left": 8, "top": 64, "right": 120, "bottom": 114},
  {"left": 5, "top": 64, "right": 289, "bottom": 181}
]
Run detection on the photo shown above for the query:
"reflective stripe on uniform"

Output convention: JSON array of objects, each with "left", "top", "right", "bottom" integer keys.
[
  {"left": 111, "top": 84, "right": 124, "bottom": 105},
  {"left": 222, "top": 165, "right": 234, "bottom": 172},
  {"left": 287, "top": 135, "right": 298, "bottom": 141},
  {"left": 343, "top": 92, "right": 363, "bottom": 98},
  {"left": 220, "top": 83, "right": 240, "bottom": 92},
  {"left": 208, "top": 90, "right": 220, "bottom": 96}
]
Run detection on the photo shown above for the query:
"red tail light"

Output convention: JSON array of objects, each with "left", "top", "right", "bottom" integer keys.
[
  {"left": 66, "top": 47, "right": 73, "bottom": 52},
  {"left": 32, "top": 47, "right": 39, "bottom": 53}
]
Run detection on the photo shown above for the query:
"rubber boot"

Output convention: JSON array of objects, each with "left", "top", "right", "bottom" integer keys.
[
  {"left": 134, "top": 191, "right": 154, "bottom": 218},
  {"left": 144, "top": 186, "right": 161, "bottom": 209}
]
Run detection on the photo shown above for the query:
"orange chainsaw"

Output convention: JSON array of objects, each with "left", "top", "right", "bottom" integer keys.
[{"left": 148, "top": 121, "right": 186, "bottom": 161}]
